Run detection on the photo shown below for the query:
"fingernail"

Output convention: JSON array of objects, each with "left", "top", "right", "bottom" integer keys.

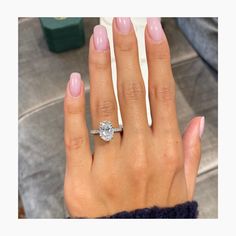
[
  {"left": 69, "top": 73, "right": 82, "bottom": 97},
  {"left": 147, "top": 17, "right": 163, "bottom": 42},
  {"left": 93, "top": 25, "right": 109, "bottom": 51},
  {"left": 199, "top": 116, "right": 205, "bottom": 138},
  {"left": 115, "top": 17, "right": 132, "bottom": 34}
]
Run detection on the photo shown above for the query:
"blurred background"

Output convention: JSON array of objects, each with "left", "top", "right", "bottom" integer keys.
[{"left": 18, "top": 17, "right": 218, "bottom": 218}]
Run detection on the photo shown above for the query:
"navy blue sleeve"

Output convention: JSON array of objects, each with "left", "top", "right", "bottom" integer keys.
[
  {"left": 68, "top": 201, "right": 198, "bottom": 219},
  {"left": 99, "top": 201, "right": 198, "bottom": 219}
]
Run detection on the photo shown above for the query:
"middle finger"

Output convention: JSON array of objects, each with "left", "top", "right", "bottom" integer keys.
[{"left": 113, "top": 18, "right": 149, "bottom": 134}]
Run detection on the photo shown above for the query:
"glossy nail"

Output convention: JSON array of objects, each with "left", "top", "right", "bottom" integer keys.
[
  {"left": 69, "top": 73, "right": 82, "bottom": 97},
  {"left": 199, "top": 116, "right": 205, "bottom": 138},
  {"left": 147, "top": 17, "right": 163, "bottom": 42},
  {"left": 115, "top": 17, "right": 132, "bottom": 34},
  {"left": 93, "top": 25, "right": 109, "bottom": 51}
]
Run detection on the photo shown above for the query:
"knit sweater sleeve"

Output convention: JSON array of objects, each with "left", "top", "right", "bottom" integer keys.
[
  {"left": 69, "top": 201, "right": 198, "bottom": 219},
  {"left": 99, "top": 201, "right": 198, "bottom": 218}
]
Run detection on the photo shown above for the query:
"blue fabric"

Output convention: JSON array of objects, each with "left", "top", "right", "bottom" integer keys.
[
  {"left": 69, "top": 201, "right": 198, "bottom": 219},
  {"left": 177, "top": 18, "right": 218, "bottom": 72},
  {"left": 101, "top": 201, "right": 198, "bottom": 219}
]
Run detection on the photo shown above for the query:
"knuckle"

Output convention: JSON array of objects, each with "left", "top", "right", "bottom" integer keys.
[
  {"left": 163, "top": 149, "right": 183, "bottom": 173},
  {"left": 130, "top": 158, "right": 148, "bottom": 181},
  {"left": 132, "top": 159, "right": 148, "bottom": 174},
  {"left": 65, "top": 99, "right": 83, "bottom": 115},
  {"left": 157, "top": 86, "right": 173, "bottom": 102},
  {"left": 167, "top": 156, "right": 181, "bottom": 171},
  {"left": 95, "top": 100, "right": 116, "bottom": 118},
  {"left": 99, "top": 174, "right": 118, "bottom": 198},
  {"left": 116, "top": 38, "right": 134, "bottom": 52},
  {"left": 149, "top": 43, "right": 170, "bottom": 62},
  {"left": 121, "top": 81, "right": 145, "bottom": 102},
  {"left": 150, "top": 84, "right": 175, "bottom": 104},
  {"left": 90, "top": 54, "right": 110, "bottom": 71},
  {"left": 65, "top": 136, "right": 85, "bottom": 150}
]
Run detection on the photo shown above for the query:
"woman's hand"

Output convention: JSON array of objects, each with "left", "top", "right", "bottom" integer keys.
[{"left": 64, "top": 18, "right": 204, "bottom": 218}]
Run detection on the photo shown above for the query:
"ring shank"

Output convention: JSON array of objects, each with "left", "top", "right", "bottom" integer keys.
[
  {"left": 113, "top": 125, "right": 123, "bottom": 132},
  {"left": 90, "top": 130, "right": 100, "bottom": 135}
]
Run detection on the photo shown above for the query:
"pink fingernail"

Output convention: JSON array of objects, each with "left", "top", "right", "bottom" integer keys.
[
  {"left": 69, "top": 73, "right": 82, "bottom": 97},
  {"left": 147, "top": 17, "right": 163, "bottom": 42},
  {"left": 93, "top": 25, "right": 109, "bottom": 51},
  {"left": 115, "top": 17, "right": 132, "bottom": 34},
  {"left": 199, "top": 116, "right": 205, "bottom": 138}
]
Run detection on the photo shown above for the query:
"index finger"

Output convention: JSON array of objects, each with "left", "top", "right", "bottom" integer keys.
[{"left": 64, "top": 73, "right": 92, "bottom": 176}]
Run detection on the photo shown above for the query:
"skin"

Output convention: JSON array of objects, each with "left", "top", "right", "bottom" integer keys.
[{"left": 64, "top": 18, "right": 202, "bottom": 218}]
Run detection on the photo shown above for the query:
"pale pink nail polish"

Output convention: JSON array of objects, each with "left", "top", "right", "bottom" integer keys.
[
  {"left": 199, "top": 116, "right": 205, "bottom": 138},
  {"left": 69, "top": 73, "right": 82, "bottom": 97},
  {"left": 93, "top": 25, "right": 109, "bottom": 51},
  {"left": 115, "top": 17, "right": 132, "bottom": 34},
  {"left": 147, "top": 17, "right": 163, "bottom": 42}
]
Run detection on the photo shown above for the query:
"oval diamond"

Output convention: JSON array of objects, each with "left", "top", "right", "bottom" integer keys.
[{"left": 99, "top": 121, "right": 114, "bottom": 141}]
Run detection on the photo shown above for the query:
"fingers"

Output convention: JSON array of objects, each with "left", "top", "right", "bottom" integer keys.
[
  {"left": 89, "top": 25, "right": 120, "bottom": 148},
  {"left": 145, "top": 18, "right": 178, "bottom": 135},
  {"left": 113, "top": 18, "right": 148, "bottom": 134},
  {"left": 183, "top": 116, "right": 205, "bottom": 200},
  {"left": 64, "top": 73, "right": 92, "bottom": 176}
]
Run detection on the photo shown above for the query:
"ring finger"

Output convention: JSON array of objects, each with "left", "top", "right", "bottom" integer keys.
[{"left": 89, "top": 25, "right": 120, "bottom": 151}]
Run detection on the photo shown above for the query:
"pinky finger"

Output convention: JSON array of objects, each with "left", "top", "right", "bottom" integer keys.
[{"left": 183, "top": 116, "right": 204, "bottom": 200}]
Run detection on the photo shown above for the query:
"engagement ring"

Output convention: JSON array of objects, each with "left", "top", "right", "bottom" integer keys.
[{"left": 90, "top": 120, "right": 123, "bottom": 142}]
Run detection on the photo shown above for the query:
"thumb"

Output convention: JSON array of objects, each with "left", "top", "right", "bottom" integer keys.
[{"left": 183, "top": 116, "right": 205, "bottom": 200}]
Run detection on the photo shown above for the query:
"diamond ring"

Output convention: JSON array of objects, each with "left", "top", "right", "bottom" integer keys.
[{"left": 90, "top": 120, "right": 123, "bottom": 142}]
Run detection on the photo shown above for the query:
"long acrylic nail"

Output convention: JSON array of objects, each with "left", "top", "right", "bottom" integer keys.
[
  {"left": 115, "top": 17, "right": 132, "bottom": 34},
  {"left": 93, "top": 25, "right": 109, "bottom": 51},
  {"left": 147, "top": 17, "right": 163, "bottom": 42},
  {"left": 69, "top": 73, "right": 82, "bottom": 97},
  {"left": 199, "top": 116, "right": 205, "bottom": 138}
]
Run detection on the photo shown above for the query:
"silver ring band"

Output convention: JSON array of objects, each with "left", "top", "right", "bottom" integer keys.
[{"left": 90, "top": 126, "right": 123, "bottom": 134}]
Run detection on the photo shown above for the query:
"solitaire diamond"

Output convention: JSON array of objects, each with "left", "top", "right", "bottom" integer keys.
[
  {"left": 90, "top": 120, "right": 123, "bottom": 141},
  {"left": 99, "top": 121, "right": 114, "bottom": 141}
]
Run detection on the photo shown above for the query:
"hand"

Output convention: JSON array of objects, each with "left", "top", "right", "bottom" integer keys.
[{"left": 64, "top": 18, "right": 204, "bottom": 218}]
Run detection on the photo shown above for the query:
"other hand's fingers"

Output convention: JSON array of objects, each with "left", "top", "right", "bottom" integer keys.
[
  {"left": 183, "top": 116, "right": 204, "bottom": 199},
  {"left": 89, "top": 25, "right": 120, "bottom": 149},
  {"left": 64, "top": 73, "right": 92, "bottom": 177},
  {"left": 145, "top": 18, "right": 178, "bottom": 135},
  {"left": 113, "top": 18, "right": 148, "bottom": 135}
]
